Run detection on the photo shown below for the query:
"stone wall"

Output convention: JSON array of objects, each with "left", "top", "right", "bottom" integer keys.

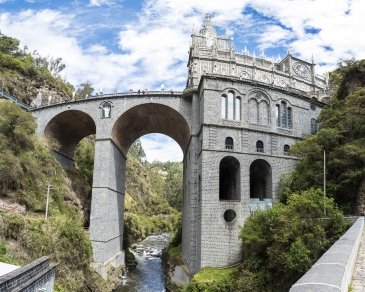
[
  {"left": 0, "top": 256, "right": 56, "bottom": 292},
  {"left": 290, "top": 217, "right": 364, "bottom": 291}
]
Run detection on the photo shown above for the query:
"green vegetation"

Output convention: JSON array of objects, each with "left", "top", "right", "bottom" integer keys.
[
  {"left": 0, "top": 100, "right": 110, "bottom": 291},
  {"left": 237, "top": 189, "right": 347, "bottom": 291},
  {"left": 185, "top": 189, "right": 347, "bottom": 292},
  {"left": 0, "top": 34, "right": 73, "bottom": 103},
  {"left": 124, "top": 143, "right": 182, "bottom": 243},
  {"left": 288, "top": 59, "right": 365, "bottom": 213},
  {"left": 183, "top": 267, "right": 237, "bottom": 292}
]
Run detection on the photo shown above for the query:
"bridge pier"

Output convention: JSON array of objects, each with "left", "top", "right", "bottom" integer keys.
[{"left": 89, "top": 139, "right": 125, "bottom": 279}]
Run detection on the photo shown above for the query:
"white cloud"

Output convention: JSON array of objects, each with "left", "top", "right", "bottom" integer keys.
[
  {"left": 140, "top": 134, "right": 183, "bottom": 162},
  {"left": 247, "top": 0, "right": 365, "bottom": 72},
  {"left": 1, "top": 0, "right": 364, "bottom": 161},
  {"left": 0, "top": 9, "right": 137, "bottom": 91},
  {"left": 88, "top": 0, "right": 115, "bottom": 7}
]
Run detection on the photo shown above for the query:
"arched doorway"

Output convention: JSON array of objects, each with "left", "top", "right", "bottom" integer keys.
[
  {"left": 249, "top": 159, "right": 272, "bottom": 200},
  {"left": 219, "top": 156, "right": 240, "bottom": 200}
]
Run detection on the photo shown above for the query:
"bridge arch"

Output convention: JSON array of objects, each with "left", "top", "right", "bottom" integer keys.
[
  {"left": 44, "top": 110, "right": 96, "bottom": 161},
  {"left": 112, "top": 103, "right": 191, "bottom": 154}
]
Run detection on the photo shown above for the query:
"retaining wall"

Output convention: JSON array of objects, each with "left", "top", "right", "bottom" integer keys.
[
  {"left": 290, "top": 217, "right": 364, "bottom": 292},
  {"left": 0, "top": 256, "right": 56, "bottom": 292}
]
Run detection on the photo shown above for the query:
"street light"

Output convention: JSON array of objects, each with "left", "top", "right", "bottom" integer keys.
[
  {"left": 45, "top": 182, "right": 52, "bottom": 220},
  {"left": 324, "top": 150, "right": 326, "bottom": 216}
]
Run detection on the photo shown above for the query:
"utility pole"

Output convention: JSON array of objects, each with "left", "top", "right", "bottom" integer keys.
[
  {"left": 324, "top": 150, "right": 326, "bottom": 216},
  {"left": 45, "top": 182, "right": 52, "bottom": 220}
]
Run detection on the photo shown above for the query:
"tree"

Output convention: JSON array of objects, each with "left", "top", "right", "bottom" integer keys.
[
  {"left": 0, "top": 35, "right": 20, "bottom": 55},
  {"left": 128, "top": 139, "right": 146, "bottom": 162},
  {"left": 288, "top": 60, "right": 365, "bottom": 213},
  {"left": 75, "top": 82, "right": 94, "bottom": 100},
  {"left": 49, "top": 57, "right": 66, "bottom": 76},
  {"left": 163, "top": 163, "right": 183, "bottom": 210},
  {"left": 238, "top": 188, "right": 347, "bottom": 291}
]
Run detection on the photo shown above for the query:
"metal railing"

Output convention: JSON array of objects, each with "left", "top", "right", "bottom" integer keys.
[{"left": 0, "top": 90, "right": 31, "bottom": 110}]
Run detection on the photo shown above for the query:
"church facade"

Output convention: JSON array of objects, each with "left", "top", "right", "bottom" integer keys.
[{"left": 181, "top": 15, "right": 329, "bottom": 272}]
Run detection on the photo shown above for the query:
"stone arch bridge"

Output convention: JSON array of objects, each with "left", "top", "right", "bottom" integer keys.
[{"left": 31, "top": 91, "right": 198, "bottom": 277}]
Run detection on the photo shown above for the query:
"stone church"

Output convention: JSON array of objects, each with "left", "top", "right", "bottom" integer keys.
[{"left": 181, "top": 15, "right": 329, "bottom": 272}]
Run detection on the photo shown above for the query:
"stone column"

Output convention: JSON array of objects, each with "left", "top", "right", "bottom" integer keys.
[{"left": 89, "top": 138, "right": 125, "bottom": 279}]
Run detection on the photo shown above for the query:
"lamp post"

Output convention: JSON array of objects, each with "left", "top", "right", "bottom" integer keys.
[
  {"left": 324, "top": 150, "right": 326, "bottom": 216},
  {"left": 45, "top": 182, "right": 52, "bottom": 220}
]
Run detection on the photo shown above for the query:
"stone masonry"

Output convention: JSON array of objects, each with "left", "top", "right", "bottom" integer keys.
[
  {"left": 30, "top": 15, "right": 329, "bottom": 277},
  {"left": 0, "top": 256, "right": 56, "bottom": 292}
]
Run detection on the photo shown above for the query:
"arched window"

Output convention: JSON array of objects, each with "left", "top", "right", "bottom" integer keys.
[
  {"left": 311, "top": 118, "right": 317, "bottom": 135},
  {"left": 221, "top": 95, "right": 227, "bottom": 119},
  {"left": 284, "top": 144, "right": 290, "bottom": 155},
  {"left": 219, "top": 156, "right": 240, "bottom": 200},
  {"left": 249, "top": 99, "right": 258, "bottom": 124},
  {"left": 101, "top": 101, "right": 112, "bottom": 118},
  {"left": 221, "top": 92, "right": 241, "bottom": 121},
  {"left": 256, "top": 140, "right": 264, "bottom": 153},
  {"left": 287, "top": 107, "right": 292, "bottom": 129},
  {"left": 250, "top": 159, "right": 272, "bottom": 200},
  {"left": 277, "top": 100, "right": 292, "bottom": 129},
  {"left": 276, "top": 104, "right": 280, "bottom": 126},
  {"left": 225, "top": 137, "right": 233, "bottom": 150},
  {"left": 259, "top": 101, "right": 269, "bottom": 125},
  {"left": 281, "top": 101, "right": 287, "bottom": 128},
  {"left": 235, "top": 97, "right": 241, "bottom": 121},
  {"left": 227, "top": 92, "right": 234, "bottom": 120}
]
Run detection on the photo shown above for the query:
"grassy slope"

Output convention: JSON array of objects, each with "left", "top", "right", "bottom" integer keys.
[{"left": 0, "top": 100, "right": 110, "bottom": 291}]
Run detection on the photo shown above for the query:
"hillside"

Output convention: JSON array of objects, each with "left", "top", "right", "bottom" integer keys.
[
  {"left": 289, "top": 59, "right": 365, "bottom": 214},
  {"left": 0, "top": 34, "right": 183, "bottom": 291},
  {"left": 0, "top": 100, "right": 111, "bottom": 291},
  {"left": 0, "top": 34, "right": 73, "bottom": 104}
]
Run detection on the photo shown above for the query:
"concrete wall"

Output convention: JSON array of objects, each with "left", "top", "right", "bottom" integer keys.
[
  {"left": 290, "top": 217, "right": 364, "bottom": 292},
  {"left": 0, "top": 256, "right": 55, "bottom": 292}
]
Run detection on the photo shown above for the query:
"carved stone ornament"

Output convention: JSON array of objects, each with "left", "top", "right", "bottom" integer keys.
[{"left": 293, "top": 62, "right": 310, "bottom": 78}]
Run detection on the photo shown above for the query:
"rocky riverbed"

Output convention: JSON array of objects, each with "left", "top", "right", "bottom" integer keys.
[{"left": 115, "top": 233, "right": 171, "bottom": 292}]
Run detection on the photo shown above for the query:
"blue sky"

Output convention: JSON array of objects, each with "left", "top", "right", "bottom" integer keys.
[{"left": 1, "top": 0, "right": 364, "bottom": 161}]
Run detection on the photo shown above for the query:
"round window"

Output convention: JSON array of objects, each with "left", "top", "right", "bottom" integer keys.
[{"left": 223, "top": 209, "right": 236, "bottom": 223}]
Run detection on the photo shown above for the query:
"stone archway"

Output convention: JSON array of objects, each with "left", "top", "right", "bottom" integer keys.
[
  {"left": 44, "top": 110, "right": 96, "bottom": 168},
  {"left": 112, "top": 103, "right": 190, "bottom": 154},
  {"left": 249, "top": 159, "right": 272, "bottom": 200},
  {"left": 89, "top": 103, "right": 191, "bottom": 278}
]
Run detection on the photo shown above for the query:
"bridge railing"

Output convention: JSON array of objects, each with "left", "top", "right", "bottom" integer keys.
[
  {"left": 0, "top": 90, "right": 31, "bottom": 110},
  {"left": 32, "top": 90, "right": 184, "bottom": 109}
]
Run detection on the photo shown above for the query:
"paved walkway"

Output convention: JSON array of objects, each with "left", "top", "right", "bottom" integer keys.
[{"left": 352, "top": 226, "right": 365, "bottom": 292}]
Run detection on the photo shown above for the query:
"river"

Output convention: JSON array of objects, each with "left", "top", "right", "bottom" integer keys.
[{"left": 115, "top": 233, "right": 171, "bottom": 292}]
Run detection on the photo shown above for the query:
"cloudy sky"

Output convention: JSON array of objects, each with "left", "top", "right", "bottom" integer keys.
[{"left": 1, "top": 0, "right": 364, "bottom": 161}]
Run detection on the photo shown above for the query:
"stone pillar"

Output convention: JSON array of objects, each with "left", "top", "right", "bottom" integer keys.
[{"left": 89, "top": 138, "right": 125, "bottom": 279}]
